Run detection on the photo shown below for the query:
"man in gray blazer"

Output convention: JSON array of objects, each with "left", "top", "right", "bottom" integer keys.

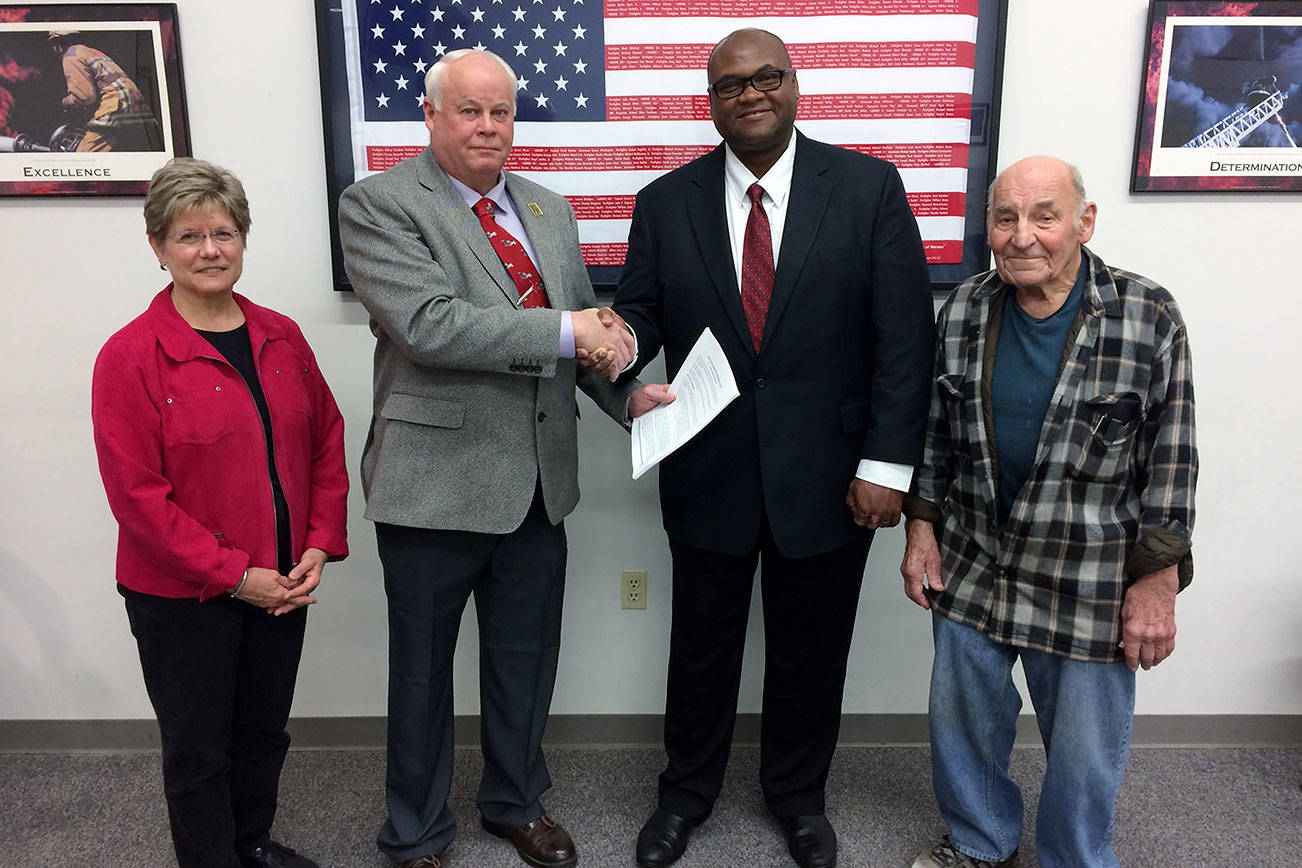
[{"left": 338, "top": 49, "right": 637, "bottom": 868}]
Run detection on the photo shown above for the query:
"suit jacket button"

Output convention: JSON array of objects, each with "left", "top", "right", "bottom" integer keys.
[
  {"left": 755, "top": 378, "right": 766, "bottom": 389},
  {"left": 537, "top": 411, "right": 546, "bottom": 422}
]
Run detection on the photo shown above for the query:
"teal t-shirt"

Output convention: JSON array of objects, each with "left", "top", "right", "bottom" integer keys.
[{"left": 991, "top": 263, "right": 1085, "bottom": 530}]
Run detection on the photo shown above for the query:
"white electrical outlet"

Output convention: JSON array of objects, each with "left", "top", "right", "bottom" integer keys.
[{"left": 621, "top": 569, "right": 647, "bottom": 610}]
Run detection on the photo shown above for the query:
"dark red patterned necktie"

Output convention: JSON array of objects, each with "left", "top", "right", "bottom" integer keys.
[
  {"left": 740, "top": 182, "right": 774, "bottom": 351},
  {"left": 472, "top": 197, "right": 550, "bottom": 309}
]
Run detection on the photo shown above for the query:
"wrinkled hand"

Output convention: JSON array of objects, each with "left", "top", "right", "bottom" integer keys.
[
  {"left": 573, "top": 307, "right": 635, "bottom": 381},
  {"left": 232, "top": 566, "right": 301, "bottom": 612},
  {"left": 1120, "top": 565, "right": 1178, "bottom": 671},
  {"left": 267, "top": 547, "right": 328, "bottom": 616},
  {"left": 845, "top": 478, "right": 903, "bottom": 529},
  {"left": 900, "top": 519, "right": 944, "bottom": 609},
  {"left": 629, "top": 383, "right": 675, "bottom": 419}
]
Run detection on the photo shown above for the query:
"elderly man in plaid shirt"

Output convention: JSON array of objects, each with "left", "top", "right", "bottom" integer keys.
[{"left": 902, "top": 156, "right": 1196, "bottom": 868}]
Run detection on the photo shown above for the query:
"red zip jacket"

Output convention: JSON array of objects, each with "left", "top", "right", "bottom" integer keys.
[{"left": 92, "top": 288, "right": 349, "bottom": 600}]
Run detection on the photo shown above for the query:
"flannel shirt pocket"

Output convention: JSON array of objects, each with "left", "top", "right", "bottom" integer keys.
[{"left": 1071, "top": 391, "right": 1142, "bottom": 482}]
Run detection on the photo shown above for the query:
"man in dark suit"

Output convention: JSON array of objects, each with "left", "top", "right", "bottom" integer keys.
[
  {"left": 614, "top": 29, "right": 936, "bottom": 868},
  {"left": 338, "top": 49, "right": 637, "bottom": 868}
]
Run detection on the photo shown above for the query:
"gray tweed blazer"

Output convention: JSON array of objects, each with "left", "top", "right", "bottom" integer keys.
[{"left": 339, "top": 148, "right": 634, "bottom": 533}]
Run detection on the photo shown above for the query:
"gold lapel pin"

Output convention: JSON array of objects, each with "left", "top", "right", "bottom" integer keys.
[{"left": 528, "top": 202, "right": 543, "bottom": 217}]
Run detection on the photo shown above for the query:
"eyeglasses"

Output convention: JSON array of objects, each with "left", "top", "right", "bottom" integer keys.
[
  {"left": 708, "top": 68, "right": 793, "bottom": 100},
  {"left": 172, "top": 228, "right": 242, "bottom": 246}
]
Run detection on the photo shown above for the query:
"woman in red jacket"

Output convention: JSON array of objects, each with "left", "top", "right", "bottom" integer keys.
[{"left": 92, "top": 157, "right": 348, "bottom": 868}]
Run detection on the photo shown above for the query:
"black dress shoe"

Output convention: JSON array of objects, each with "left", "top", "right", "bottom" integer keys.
[
  {"left": 635, "top": 808, "right": 697, "bottom": 867},
  {"left": 781, "top": 815, "right": 837, "bottom": 868},
  {"left": 239, "top": 840, "right": 319, "bottom": 868}
]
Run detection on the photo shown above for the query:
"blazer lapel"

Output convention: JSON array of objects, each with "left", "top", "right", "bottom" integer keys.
[
  {"left": 764, "top": 133, "right": 831, "bottom": 345},
  {"left": 687, "top": 147, "right": 755, "bottom": 360},
  {"left": 415, "top": 150, "right": 520, "bottom": 307}
]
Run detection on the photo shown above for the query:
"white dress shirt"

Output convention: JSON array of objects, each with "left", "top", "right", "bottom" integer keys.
[{"left": 722, "top": 133, "right": 914, "bottom": 493}]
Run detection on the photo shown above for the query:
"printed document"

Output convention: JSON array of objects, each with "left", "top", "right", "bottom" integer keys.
[{"left": 631, "top": 328, "right": 740, "bottom": 479}]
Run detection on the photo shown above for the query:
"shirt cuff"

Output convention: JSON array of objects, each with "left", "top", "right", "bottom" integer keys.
[
  {"left": 855, "top": 459, "right": 914, "bottom": 492},
  {"left": 1126, "top": 524, "right": 1194, "bottom": 591},
  {"left": 559, "top": 310, "right": 575, "bottom": 358},
  {"left": 622, "top": 323, "right": 639, "bottom": 374},
  {"left": 902, "top": 494, "right": 943, "bottom": 524}
]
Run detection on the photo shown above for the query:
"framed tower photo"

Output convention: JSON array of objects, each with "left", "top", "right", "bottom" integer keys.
[{"left": 1133, "top": 0, "right": 1302, "bottom": 192}]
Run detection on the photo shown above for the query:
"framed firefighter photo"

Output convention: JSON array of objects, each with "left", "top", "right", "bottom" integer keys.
[
  {"left": 1133, "top": 0, "right": 1302, "bottom": 192},
  {"left": 0, "top": 3, "right": 190, "bottom": 196}
]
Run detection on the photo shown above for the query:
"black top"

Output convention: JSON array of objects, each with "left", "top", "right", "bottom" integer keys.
[{"left": 196, "top": 323, "right": 293, "bottom": 576}]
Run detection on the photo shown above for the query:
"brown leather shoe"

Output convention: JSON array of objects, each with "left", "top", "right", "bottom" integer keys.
[
  {"left": 396, "top": 855, "right": 442, "bottom": 868},
  {"left": 481, "top": 813, "right": 578, "bottom": 868}
]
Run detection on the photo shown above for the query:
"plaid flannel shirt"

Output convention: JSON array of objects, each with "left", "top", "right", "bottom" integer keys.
[{"left": 909, "top": 247, "right": 1197, "bottom": 663}]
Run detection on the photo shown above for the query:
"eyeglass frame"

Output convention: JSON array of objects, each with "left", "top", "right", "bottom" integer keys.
[
  {"left": 170, "top": 228, "right": 243, "bottom": 247},
  {"left": 707, "top": 68, "right": 795, "bottom": 100}
]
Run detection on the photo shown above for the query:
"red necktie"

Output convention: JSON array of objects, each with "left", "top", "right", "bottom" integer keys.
[
  {"left": 472, "top": 197, "right": 550, "bottom": 309},
  {"left": 740, "top": 182, "right": 774, "bottom": 351}
]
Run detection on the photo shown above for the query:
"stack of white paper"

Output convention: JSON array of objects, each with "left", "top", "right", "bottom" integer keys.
[{"left": 631, "top": 327, "right": 740, "bottom": 480}]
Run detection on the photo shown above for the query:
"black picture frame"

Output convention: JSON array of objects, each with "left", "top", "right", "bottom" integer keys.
[
  {"left": 0, "top": 3, "right": 190, "bottom": 196},
  {"left": 315, "top": 1, "right": 1007, "bottom": 292},
  {"left": 1132, "top": 0, "right": 1302, "bottom": 193}
]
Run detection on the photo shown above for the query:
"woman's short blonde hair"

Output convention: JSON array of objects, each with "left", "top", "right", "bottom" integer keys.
[{"left": 143, "top": 157, "right": 251, "bottom": 243}]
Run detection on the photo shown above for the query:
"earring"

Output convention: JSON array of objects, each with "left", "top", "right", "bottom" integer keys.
[{"left": 159, "top": 262, "right": 167, "bottom": 271}]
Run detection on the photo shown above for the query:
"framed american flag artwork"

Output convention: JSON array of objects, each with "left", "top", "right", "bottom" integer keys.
[{"left": 315, "top": 0, "right": 1007, "bottom": 291}]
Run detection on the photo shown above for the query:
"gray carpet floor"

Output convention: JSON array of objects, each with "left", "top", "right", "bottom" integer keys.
[{"left": 2, "top": 746, "right": 1298, "bottom": 866}]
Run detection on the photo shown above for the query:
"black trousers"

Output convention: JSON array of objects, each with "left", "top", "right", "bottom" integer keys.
[
  {"left": 374, "top": 488, "right": 567, "bottom": 861},
  {"left": 657, "top": 522, "right": 872, "bottom": 822},
  {"left": 121, "top": 586, "right": 307, "bottom": 868}
]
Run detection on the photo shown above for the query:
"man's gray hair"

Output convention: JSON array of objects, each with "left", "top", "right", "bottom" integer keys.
[
  {"left": 424, "top": 49, "right": 518, "bottom": 110},
  {"left": 1066, "top": 164, "right": 1088, "bottom": 218},
  {"left": 987, "top": 161, "right": 1089, "bottom": 220}
]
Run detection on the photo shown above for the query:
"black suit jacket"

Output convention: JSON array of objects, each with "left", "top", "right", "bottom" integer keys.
[{"left": 614, "top": 132, "right": 935, "bottom": 558}]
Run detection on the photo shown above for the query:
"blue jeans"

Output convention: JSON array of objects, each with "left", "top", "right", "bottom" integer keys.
[{"left": 928, "top": 615, "right": 1135, "bottom": 868}]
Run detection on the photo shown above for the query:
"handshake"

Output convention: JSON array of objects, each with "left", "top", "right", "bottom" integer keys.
[{"left": 573, "top": 306, "right": 636, "bottom": 381}]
